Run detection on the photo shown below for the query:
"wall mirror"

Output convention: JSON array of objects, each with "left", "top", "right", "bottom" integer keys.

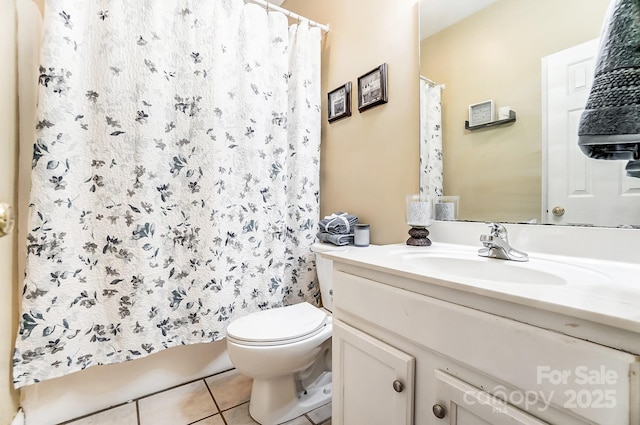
[{"left": 419, "top": 0, "right": 640, "bottom": 228}]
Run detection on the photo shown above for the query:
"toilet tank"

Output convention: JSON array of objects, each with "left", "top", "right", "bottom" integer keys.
[{"left": 311, "top": 242, "right": 347, "bottom": 312}]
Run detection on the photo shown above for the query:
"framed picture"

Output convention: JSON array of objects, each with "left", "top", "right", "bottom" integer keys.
[
  {"left": 327, "top": 82, "right": 352, "bottom": 123},
  {"left": 357, "top": 63, "right": 388, "bottom": 112},
  {"left": 468, "top": 99, "right": 495, "bottom": 127}
]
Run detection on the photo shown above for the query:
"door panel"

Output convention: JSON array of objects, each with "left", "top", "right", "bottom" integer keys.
[
  {"left": 543, "top": 38, "right": 640, "bottom": 226},
  {"left": 333, "top": 320, "right": 415, "bottom": 425}
]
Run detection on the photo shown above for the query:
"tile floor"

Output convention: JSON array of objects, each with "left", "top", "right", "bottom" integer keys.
[{"left": 59, "top": 369, "right": 331, "bottom": 425}]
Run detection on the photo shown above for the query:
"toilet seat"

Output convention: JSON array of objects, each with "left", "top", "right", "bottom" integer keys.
[{"left": 226, "top": 302, "right": 328, "bottom": 346}]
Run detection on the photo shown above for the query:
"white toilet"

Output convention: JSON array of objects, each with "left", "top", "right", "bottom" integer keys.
[{"left": 226, "top": 242, "right": 342, "bottom": 425}]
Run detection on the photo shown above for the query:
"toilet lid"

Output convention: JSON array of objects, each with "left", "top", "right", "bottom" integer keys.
[{"left": 226, "top": 302, "right": 327, "bottom": 344}]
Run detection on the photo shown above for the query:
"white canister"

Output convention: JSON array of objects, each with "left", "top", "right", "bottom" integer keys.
[
  {"left": 498, "top": 106, "right": 511, "bottom": 120},
  {"left": 354, "top": 224, "right": 370, "bottom": 247}
]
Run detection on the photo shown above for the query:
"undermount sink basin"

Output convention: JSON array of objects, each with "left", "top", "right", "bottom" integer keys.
[{"left": 396, "top": 250, "right": 609, "bottom": 286}]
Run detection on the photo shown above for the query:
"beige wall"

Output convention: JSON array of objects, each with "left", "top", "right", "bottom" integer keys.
[
  {"left": 0, "top": 0, "right": 20, "bottom": 422},
  {"left": 421, "top": 0, "right": 609, "bottom": 223},
  {"left": 283, "top": 0, "right": 420, "bottom": 244}
]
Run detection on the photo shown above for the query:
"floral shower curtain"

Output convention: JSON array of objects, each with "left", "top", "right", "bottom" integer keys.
[
  {"left": 419, "top": 79, "right": 443, "bottom": 200},
  {"left": 13, "top": 0, "right": 321, "bottom": 387}
]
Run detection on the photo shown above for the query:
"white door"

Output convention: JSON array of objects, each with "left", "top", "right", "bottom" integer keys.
[
  {"left": 333, "top": 320, "right": 415, "bottom": 425},
  {"left": 543, "top": 39, "right": 640, "bottom": 227}
]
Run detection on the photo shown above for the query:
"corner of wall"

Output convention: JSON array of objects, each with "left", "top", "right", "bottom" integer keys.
[{"left": 0, "top": 0, "right": 21, "bottom": 422}]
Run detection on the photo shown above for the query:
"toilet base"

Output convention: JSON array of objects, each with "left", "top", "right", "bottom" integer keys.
[{"left": 248, "top": 370, "right": 332, "bottom": 425}]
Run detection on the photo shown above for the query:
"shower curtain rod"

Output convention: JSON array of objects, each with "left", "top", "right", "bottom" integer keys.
[
  {"left": 246, "top": 0, "right": 330, "bottom": 33},
  {"left": 420, "top": 75, "right": 445, "bottom": 89}
]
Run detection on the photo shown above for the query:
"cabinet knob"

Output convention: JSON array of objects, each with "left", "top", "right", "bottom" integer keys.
[
  {"left": 392, "top": 380, "right": 404, "bottom": 393},
  {"left": 432, "top": 404, "right": 446, "bottom": 419},
  {"left": 0, "top": 203, "right": 14, "bottom": 238}
]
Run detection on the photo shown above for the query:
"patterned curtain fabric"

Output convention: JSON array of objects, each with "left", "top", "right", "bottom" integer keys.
[
  {"left": 14, "top": 0, "right": 321, "bottom": 387},
  {"left": 419, "top": 79, "right": 444, "bottom": 200}
]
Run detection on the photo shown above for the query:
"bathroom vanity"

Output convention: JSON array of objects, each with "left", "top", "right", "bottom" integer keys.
[{"left": 326, "top": 223, "right": 640, "bottom": 425}]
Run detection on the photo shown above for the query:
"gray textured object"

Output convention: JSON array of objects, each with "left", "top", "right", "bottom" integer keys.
[{"left": 577, "top": 0, "right": 640, "bottom": 175}]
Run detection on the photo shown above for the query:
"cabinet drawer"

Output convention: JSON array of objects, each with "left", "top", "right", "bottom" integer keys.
[
  {"left": 435, "top": 369, "right": 547, "bottom": 425},
  {"left": 333, "top": 270, "right": 640, "bottom": 425}
]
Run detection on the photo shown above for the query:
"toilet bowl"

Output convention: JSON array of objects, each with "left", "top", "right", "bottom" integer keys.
[{"left": 225, "top": 242, "right": 344, "bottom": 425}]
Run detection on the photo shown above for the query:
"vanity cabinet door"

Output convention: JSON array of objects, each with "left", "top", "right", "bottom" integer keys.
[
  {"left": 433, "top": 370, "right": 549, "bottom": 425},
  {"left": 333, "top": 320, "right": 415, "bottom": 425}
]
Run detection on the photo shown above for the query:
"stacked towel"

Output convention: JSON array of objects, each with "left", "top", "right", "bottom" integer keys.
[
  {"left": 318, "top": 212, "right": 358, "bottom": 234},
  {"left": 316, "top": 232, "right": 353, "bottom": 246},
  {"left": 316, "top": 212, "right": 358, "bottom": 246},
  {"left": 577, "top": 0, "right": 640, "bottom": 177}
]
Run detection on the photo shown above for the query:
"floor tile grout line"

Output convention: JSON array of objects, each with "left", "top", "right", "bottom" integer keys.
[
  {"left": 55, "top": 399, "right": 137, "bottom": 425},
  {"left": 203, "top": 377, "right": 229, "bottom": 425},
  {"left": 186, "top": 413, "right": 223, "bottom": 425},
  {"left": 56, "top": 368, "right": 236, "bottom": 425},
  {"left": 136, "top": 367, "right": 236, "bottom": 402},
  {"left": 56, "top": 368, "right": 331, "bottom": 425},
  {"left": 218, "top": 400, "right": 251, "bottom": 414}
]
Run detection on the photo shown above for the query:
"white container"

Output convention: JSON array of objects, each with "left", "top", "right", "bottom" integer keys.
[
  {"left": 434, "top": 196, "right": 460, "bottom": 221},
  {"left": 405, "top": 194, "right": 431, "bottom": 227},
  {"left": 354, "top": 224, "right": 370, "bottom": 247},
  {"left": 498, "top": 106, "right": 511, "bottom": 120}
]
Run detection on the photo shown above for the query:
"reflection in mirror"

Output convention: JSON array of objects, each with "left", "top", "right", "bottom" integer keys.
[{"left": 419, "top": 0, "right": 640, "bottom": 228}]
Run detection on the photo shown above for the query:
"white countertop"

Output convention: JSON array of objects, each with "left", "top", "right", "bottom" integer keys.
[{"left": 324, "top": 242, "right": 640, "bottom": 336}]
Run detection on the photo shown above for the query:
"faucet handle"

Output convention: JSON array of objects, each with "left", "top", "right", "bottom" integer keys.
[
  {"left": 484, "top": 222, "right": 507, "bottom": 239},
  {"left": 480, "top": 222, "right": 528, "bottom": 262}
]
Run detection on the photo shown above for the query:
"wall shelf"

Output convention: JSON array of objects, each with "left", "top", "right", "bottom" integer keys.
[{"left": 465, "top": 110, "right": 516, "bottom": 130}]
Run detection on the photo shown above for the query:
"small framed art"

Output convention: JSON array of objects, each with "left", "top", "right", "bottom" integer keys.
[
  {"left": 468, "top": 100, "right": 495, "bottom": 126},
  {"left": 327, "top": 82, "right": 352, "bottom": 123},
  {"left": 357, "top": 63, "right": 388, "bottom": 112}
]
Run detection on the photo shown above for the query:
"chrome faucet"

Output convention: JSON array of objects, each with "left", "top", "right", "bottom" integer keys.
[{"left": 478, "top": 222, "right": 529, "bottom": 262}]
